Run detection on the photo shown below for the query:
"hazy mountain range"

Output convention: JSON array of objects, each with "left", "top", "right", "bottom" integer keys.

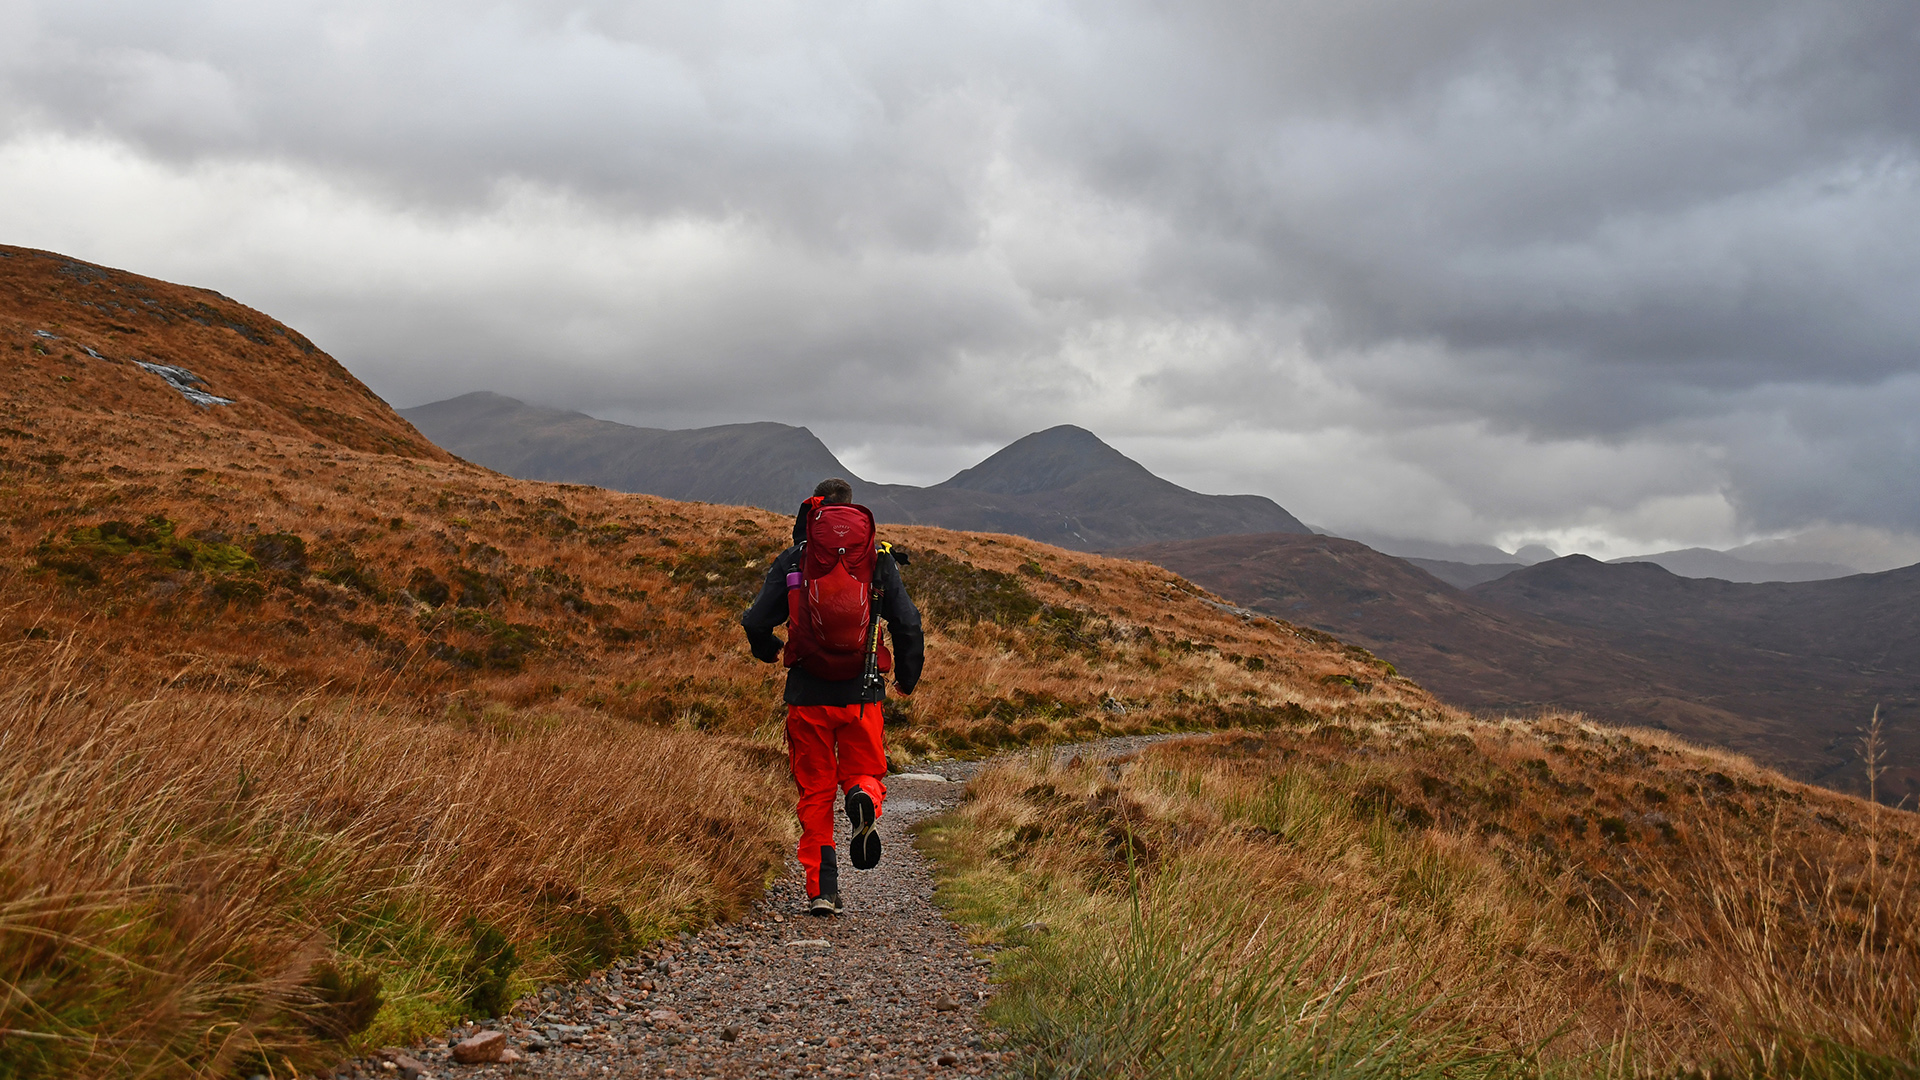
[
  {"left": 1121, "top": 534, "right": 1916, "bottom": 800},
  {"left": 1345, "top": 533, "right": 1861, "bottom": 588},
  {"left": 403, "top": 392, "right": 1309, "bottom": 551},
  {"left": 407, "top": 392, "right": 1864, "bottom": 582}
]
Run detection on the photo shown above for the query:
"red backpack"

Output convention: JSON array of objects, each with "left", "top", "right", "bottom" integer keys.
[{"left": 783, "top": 500, "right": 893, "bottom": 682}]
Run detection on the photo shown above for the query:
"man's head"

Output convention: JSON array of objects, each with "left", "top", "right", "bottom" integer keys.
[{"left": 813, "top": 478, "right": 853, "bottom": 505}]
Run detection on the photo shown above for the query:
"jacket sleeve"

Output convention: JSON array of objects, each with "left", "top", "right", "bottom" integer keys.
[
  {"left": 740, "top": 547, "right": 798, "bottom": 664},
  {"left": 878, "top": 554, "right": 925, "bottom": 694}
]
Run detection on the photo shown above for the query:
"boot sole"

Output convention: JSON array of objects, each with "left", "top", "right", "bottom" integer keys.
[{"left": 846, "top": 789, "right": 881, "bottom": 871}]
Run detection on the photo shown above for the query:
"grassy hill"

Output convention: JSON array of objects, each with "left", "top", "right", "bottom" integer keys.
[
  {"left": 2, "top": 246, "right": 1915, "bottom": 1078},
  {"left": 1, "top": 246, "right": 1412, "bottom": 1077}
]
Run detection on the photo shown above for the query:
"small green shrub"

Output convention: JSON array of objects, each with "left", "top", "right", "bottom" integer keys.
[
  {"left": 531, "top": 884, "right": 636, "bottom": 977},
  {"left": 407, "top": 566, "right": 450, "bottom": 607},
  {"left": 660, "top": 538, "right": 785, "bottom": 601},
  {"left": 35, "top": 516, "right": 258, "bottom": 589},
  {"left": 459, "top": 920, "right": 520, "bottom": 1020},
  {"left": 318, "top": 550, "right": 383, "bottom": 598},
  {"left": 906, "top": 550, "right": 1044, "bottom": 628},
  {"left": 248, "top": 532, "right": 309, "bottom": 575},
  {"left": 302, "top": 960, "right": 383, "bottom": 1041},
  {"left": 427, "top": 610, "right": 542, "bottom": 671},
  {"left": 451, "top": 566, "right": 509, "bottom": 608}
]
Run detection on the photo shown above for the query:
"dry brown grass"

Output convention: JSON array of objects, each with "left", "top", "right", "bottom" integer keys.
[
  {"left": 2, "top": 255, "right": 1439, "bottom": 1075},
  {"left": 0, "top": 397, "right": 1428, "bottom": 755},
  {"left": 14, "top": 247, "right": 1915, "bottom": 1077},
  {"left": 0, "top": 637, "right": 784, "bottom": 1077},
  {"left": 923, "top": 716, "right": 1920, "bottom": 1076}
]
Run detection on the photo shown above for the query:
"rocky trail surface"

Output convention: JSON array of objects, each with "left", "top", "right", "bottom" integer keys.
[
  {"left": 329, "top": 737, "right": 1181, "bottom": 1080},
  {"left": 337, "top": 771, "right": 986, "bottom": 1079}
]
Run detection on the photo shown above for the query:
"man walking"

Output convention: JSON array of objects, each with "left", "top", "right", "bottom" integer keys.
[{"left": 742, "top": 478, "right": 924, "bottom": 916}]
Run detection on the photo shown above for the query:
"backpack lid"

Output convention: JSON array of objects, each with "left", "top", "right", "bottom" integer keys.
[{"left": 805, "top": 502, "right": 875, "bottom": 556}]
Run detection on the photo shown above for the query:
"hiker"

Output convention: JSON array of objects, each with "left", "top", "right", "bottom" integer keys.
[{"left": 741, "top": 478, "right": 924, "bottom": 916}]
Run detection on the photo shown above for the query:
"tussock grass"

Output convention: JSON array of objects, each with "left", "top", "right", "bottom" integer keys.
[
  {"left": 0, "top": 638, "right": 783, "bottom": 1078},
  {"left": 921, "top": 720, "right": 1920, "bottom": 1078},
  {"left": 989, "top": 882, "right": 1519, "bottom": 1080}
]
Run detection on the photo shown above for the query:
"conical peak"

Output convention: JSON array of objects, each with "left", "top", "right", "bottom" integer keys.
[{"left": 939, "top": 425, "right": 1151, "bottom": 496}]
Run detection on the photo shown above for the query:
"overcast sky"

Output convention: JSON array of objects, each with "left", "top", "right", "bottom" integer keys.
[{"left": 4, "top": 0, "right": 1917, "bottom": 564}]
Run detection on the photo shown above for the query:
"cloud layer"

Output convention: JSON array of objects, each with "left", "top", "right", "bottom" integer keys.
[{"left": 3, "top": 0, "right": 1917, "bottom": 559}]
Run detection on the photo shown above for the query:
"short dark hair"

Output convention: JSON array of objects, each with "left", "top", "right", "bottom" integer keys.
[{"left": 813, "top": 478, "right": 853, "bottom": 504}]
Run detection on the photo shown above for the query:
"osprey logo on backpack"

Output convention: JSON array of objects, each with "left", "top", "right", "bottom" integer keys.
[{"left": 782, "top": 501, "right": 893, "bottom": 682}]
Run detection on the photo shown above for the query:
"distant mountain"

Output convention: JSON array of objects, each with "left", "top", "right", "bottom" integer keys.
[
  {"left": 1335, "top": 534, "right": 1533, "bottom": 565},
  {"left": 1402, "top": 557, "right": 1526, "bottom": 589},
  {"left": 1121, "top": 533, "right": 1703, "bottom": 738},
  {"left": 1473, "top": 555, "right": 1920, "bottom": 681},
  {"left": 862, "top": 426, "right": 1310, "bottom": 550},
  {"left": 1120, "top": 535, "right": 1920, "bottom": 799},
  {"left": 1607, "top": 547, "right": 1858, "bottom": 583},
  {"left": 1348, "top": 533, "right": 1861, "bottom": 585},
  {"left": 403, "top": 393, "right": 1310, "bottom": 550},
  {"left": 402, "top": 392, "right": 848, "bottom": 513},
  {"left": 1728, "top": 529, "right": 1920, "bottom": 575}
]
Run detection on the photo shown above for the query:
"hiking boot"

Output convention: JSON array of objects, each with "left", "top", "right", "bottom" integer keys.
[
  {"left": 846, "top": 788, "right": 881, "bottom": 870},
  {"left": 808, "top": 890, "right": 844, "bottom": 917}
]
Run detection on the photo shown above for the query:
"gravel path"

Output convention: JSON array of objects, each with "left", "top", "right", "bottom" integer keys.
[{"left": 342, "top": 735, "right": 1191, "bottom": 1080}]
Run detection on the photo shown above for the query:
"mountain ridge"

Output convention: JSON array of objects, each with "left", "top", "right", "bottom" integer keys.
[
  {"left": 401, "top": 392, "right": 1310, "bottom": 550},
  {"left": 1119, "top": 533, "right": 1920, "bottom": 800},
  {"left": 400, "top": 392, "right": 848, "bottom": 512},
  {"left": 1607, "top": 546, "right": 1859, "bottom": 583}
]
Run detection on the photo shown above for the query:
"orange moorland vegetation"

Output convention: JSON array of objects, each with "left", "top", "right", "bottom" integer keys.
[
  {"left": 3, "top": 245, "right": 1915, "bottom": 1078},
  {"left": 925, "top": 718, "right": 1919, "bottom": 1076},
  {"left": 0, "top": 245, "right": 1426, "bottom": 1076},
  {"left": 0, "top": 242, "right": 1410, "bottom": 735}
]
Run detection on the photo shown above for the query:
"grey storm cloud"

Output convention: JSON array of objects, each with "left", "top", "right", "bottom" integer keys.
[{"left": 2, "top": 0, "right": 1917, "bottom": 555}]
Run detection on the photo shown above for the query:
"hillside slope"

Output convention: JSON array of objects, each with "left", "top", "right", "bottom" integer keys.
[
  {"left": 2, "top": 245, "right": 448, "bottom": 459},
  {"left": 1, "top": 253, "right": 1411, "bottom": 1078},
  {"left": 6, "top": 249, "right": 1914, "bottom": 1079},
  {"left": 1121, "top": 533, "right": 1918, "bottom": 798},
  {"left": 1475, "top": 556, "right": 1920, "bottom": 784},
  {"left": 403, "top": 392, "right": 1310, "bottom": 549}
]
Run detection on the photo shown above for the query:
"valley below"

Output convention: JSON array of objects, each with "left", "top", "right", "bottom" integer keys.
[{"left": 1123, "top": 534, "right": 1920, "bottom": 801}]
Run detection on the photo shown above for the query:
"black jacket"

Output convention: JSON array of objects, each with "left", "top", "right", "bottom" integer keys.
[{"left": 741, "top": 544, "right": 924, "bottom": 706}]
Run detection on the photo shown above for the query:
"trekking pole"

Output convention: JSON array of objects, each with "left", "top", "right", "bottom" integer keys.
[{"left": 861, "top": 577, "right": 884, "bottom": 696}]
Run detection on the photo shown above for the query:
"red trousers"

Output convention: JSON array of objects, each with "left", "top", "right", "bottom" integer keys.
[{"left": 787, "top": 702, "right": 887, "bottom": 896}]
